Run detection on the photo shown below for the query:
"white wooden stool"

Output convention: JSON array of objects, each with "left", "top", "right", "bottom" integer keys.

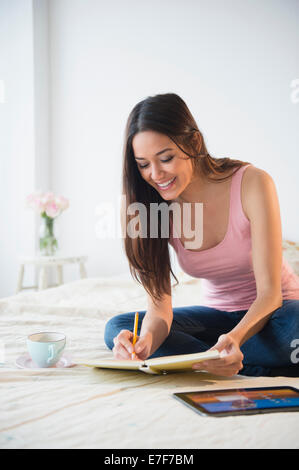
[{"left": 16, "top": 255, "right": 88, "bottom": 293}]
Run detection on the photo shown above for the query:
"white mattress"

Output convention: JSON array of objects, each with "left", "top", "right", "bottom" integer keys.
[{"left": 1, "top": 272, "right": 299, "bottom": 449}]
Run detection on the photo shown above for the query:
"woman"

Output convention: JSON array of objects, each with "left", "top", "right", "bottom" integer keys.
[{"left": 104, "top": 93, "right": 299, "bottom": 377}]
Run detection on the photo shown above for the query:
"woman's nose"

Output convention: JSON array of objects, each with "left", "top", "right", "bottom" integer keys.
[{"left": 151, "top": 164, "right": 164, "bottom": 181}]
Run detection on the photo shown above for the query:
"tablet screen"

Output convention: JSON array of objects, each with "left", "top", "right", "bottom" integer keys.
[{"left": 173, "top": 386, "right": 299, "bottom": 416}]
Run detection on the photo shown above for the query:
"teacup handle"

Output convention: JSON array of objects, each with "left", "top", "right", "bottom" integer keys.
[{"left": 47, "top": 344, "right": 55, "bottom": 363}]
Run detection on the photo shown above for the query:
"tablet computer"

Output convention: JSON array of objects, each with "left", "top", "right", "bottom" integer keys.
[{"left": 173, "top": 386, "right": 299, "bottom": 417}]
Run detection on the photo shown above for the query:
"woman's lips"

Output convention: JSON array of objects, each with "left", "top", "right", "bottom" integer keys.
[{"left": 156, "top": 177, "right": 176, "bottom": 191}]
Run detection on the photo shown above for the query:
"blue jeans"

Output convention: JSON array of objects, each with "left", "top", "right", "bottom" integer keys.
[{"left": 104, "top": 300, "right": 299, "bottom": 377}]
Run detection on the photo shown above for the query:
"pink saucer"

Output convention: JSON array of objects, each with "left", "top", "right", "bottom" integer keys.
[{"left": 15, "top": 353, "right": 75, "bottom": 369}]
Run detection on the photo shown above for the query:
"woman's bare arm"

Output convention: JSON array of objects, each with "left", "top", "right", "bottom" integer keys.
[{"left": 138, "top": 286, "right": 173, "bottom": 357}]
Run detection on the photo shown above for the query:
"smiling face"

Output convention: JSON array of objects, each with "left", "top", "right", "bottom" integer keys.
[{"left": 132, "top": 130, "right": 198, "bottom": 201}]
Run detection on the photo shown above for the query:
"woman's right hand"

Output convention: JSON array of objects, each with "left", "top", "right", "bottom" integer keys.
[{"left": 112, "top": 330, "right": 153, "bottom": 361}]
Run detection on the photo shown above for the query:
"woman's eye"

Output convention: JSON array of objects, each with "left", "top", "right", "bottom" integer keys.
[
  {"left": 138, "top": 156, "right": 174, "bottom": 169},
  {"left": 161, "top": 156, "right": 174, "bottom": 163}
]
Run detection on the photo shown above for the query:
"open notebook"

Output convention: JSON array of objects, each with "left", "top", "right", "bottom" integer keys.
[{"left": 80, "top": 350, "right": 220, "bottom": 375}]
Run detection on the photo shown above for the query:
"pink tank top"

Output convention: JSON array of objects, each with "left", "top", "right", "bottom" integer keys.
[{"left": 169, "top": 164, "right": 299, "bottom": 311}]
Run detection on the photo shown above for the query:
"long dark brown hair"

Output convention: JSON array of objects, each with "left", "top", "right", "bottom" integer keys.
[{"left": 122, "top": 93, "right": 250, "bottom": 303}]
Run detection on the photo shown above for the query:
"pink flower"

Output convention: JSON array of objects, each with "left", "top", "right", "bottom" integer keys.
[
  {"left": 26, "top": 191, "right": 69, "bottom": 218},
  {"left": 55, "top": 195, "right": 69, "bottom": 211},
  {"left": 26, "top": 192, "right": 45, "bottom": 214},
  {"left": 35, "top": 199, "right": 47, "bottom": 214},
  {"left": 43, "top": 192, "right": 55, "bottom": 203},
  {"left": 45, "top": 201, "right": 61, "bottom": 218}
]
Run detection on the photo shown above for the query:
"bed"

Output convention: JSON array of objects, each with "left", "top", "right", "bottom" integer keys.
[{"left": 1, "top": 241, "right": 299, "bottom": 449}]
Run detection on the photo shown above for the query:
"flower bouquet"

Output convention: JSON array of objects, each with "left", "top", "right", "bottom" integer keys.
[{"left": 26, "top": 191, "right": 69, "bottom": 256}]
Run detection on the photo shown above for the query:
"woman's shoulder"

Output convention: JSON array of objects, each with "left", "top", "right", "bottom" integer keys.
[
  {"left": 241, "top": 164, "right": 277, "bottom": 220},
  {"left": 241, "top": 164, "right": 275, "bottom": 188}
]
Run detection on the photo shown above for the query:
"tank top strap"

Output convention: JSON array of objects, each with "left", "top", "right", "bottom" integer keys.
[{"left": 230, "top": 164, "right": 252, "bottom": 224}]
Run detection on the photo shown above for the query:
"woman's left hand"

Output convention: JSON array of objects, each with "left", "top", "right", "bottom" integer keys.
[{"left": 192, "top": 333, "right": 244, "bottom": 377}]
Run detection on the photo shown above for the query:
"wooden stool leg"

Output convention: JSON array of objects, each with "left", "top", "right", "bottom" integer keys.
[
  {"left": 79, "top": 261, "right": 87, "bottom": 279},
  {"left": 38, "top": 267, "right": 48, "bottom": 290},
  {"left": 16, "top": 264, "right": 25, "bottom": 294},
  {"left": 57, "top": 265, "right": 63, "bottom": 285}
]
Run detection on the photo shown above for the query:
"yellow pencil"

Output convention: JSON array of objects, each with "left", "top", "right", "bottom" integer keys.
[{"left": 131, "top": 312, "right": 139, "bottom": 360}]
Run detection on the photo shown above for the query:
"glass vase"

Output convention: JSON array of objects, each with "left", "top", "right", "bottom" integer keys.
[{"left": 39, "top": 214, "right": 58, "bottom": 256}]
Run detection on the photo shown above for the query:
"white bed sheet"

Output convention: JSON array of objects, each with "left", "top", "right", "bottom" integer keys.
[{"left": 1, "top": 272, "right": 299, "bottom": 449}]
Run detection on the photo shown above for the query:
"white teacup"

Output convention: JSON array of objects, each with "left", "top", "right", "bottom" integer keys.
[{"left": 27, "top": 332, "right": 66, "bottom": 368}]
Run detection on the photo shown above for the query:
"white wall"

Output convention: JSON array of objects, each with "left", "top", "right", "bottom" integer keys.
[
  {"left": 0, "top": 0, "right": 51, "bottom": 297},
  {"left": 49, "top": 0, "right": 299, "bottom": 284},
  {"left": 0, "top": 0, "right": 36, "bottom": 297},
  {"left": 1, "top": 0, "right": 298, "bottom": 296}
]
